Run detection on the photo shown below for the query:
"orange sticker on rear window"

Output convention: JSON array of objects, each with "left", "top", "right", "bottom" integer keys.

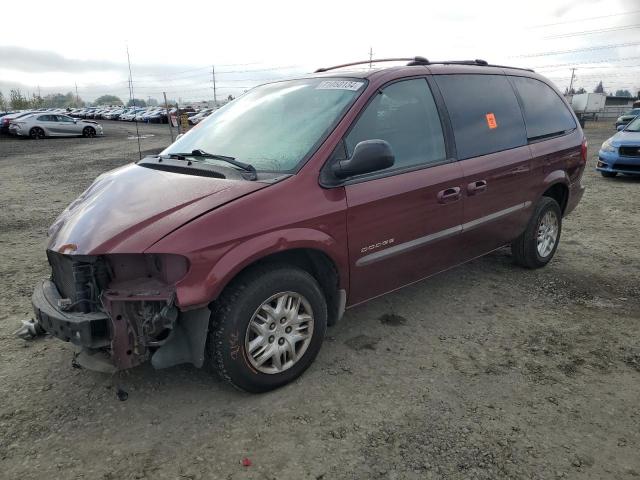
[{"left": 486, "top": 113, "right": 497, "bottom": 129}]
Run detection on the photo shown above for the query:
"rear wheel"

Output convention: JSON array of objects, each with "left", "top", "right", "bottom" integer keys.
[
  {"left": 29, "top": 127, "right": 45, "bottom": 139},
  {"left": 82, "top": 126, "right": 96, "bottom": 138},
  {"left": 206, "top": 265, "right": 327, "bottom": 393},
  {"left": 600, "top": 171, "right": 617, "bottom": 178},
  {"left": 511, "top": 197, "right": 562, "bottom": 269}
]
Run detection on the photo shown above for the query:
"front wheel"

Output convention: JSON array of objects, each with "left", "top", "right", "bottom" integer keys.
[
  {"left": 82, "top": 126, "right": 96, "bottom": 138},
  {"left": 206, "top": 265, "right": 327, "bottom": 393},
  {"left": 511, "top": 197, "right": 562, "bottom": 269}
]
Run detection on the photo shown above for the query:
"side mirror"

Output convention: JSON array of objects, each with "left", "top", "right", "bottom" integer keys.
[
  {"left": 616, "top": 125, "right": 625, "bottom": 131},
  {"left": 175, "top": 133, "right": 184, "bottom": 141},
  {"left": 332, "top": 140, "right": 395, "bottom": 179}
]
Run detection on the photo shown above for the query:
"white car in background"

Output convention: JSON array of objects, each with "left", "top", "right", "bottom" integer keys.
[{"left": 9, "top": 113, "right": 103, "bottom": 139}]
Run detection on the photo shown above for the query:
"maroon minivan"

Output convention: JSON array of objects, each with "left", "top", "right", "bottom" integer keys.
[{"left": 32, "top": 57, "right": 586, "bottom": 392}]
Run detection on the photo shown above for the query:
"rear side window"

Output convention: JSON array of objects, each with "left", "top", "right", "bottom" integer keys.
[
  {"left": 510, "top": 76, "right": 576, "bottom": 140},
  {"left": 435, "top": 74, "right": 526, "bottom": 160},
  {"left": 345, "top": 78, "right": 446, "bottom": 170}
]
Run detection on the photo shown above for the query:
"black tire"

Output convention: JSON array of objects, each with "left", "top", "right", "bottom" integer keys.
[
  {"left": 206, "top": 265, "right": 327, "bottom": 393},
  {"left": 600, "top": 171, "right": 617, "bottom": 178},
  {"left": 29, "top": 127, "right": 45, "bottom": 139},
  {"left": 511, "top": 197, "right": 562, "bottom": 269},
  {"left": 82, "top": 126, "right": 96, "bottom": 138}
]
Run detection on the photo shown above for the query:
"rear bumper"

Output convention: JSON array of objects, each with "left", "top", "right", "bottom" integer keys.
[{"left": 32, "top": 279, "right": 110, "bottom": 348}]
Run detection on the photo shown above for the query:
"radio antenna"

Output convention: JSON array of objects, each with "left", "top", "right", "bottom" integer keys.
[{"left": 126, "top": 44, "right": 142, "bottom": 160}]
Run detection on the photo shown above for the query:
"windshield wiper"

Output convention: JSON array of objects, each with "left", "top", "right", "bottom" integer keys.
[{"left": 167, "top": 149, "right": 257, "bottom": 179}]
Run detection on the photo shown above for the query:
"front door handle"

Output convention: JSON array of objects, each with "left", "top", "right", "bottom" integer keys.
[
  {"left": 467, "top": 180, "right": 487, "bottom": 195},
  {"left": 437, "top": 186, "right": 461, "bottom": 204}
]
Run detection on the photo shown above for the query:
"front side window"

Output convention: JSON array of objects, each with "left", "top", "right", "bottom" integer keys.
[
  {"left": 510, "top": 76, "right": 576, "bottom": 140},
  {"left": 435, "top": 74, "right": 527, "bottom": 160},
  {"left": 163, "top": 77, "right": 367, "bottom": 173},
  {"left": 344, "top": 78, "right": 446, "bottom": 171}
]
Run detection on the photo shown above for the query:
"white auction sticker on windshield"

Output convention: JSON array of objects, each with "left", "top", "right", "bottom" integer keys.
[{"left": 316, "top": 80, "right": 364, "bottom": 91}]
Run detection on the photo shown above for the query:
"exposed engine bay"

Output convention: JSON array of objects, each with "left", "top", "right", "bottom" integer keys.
[{"left": 32, "top": 251, "right": 210, "bottom": 372}]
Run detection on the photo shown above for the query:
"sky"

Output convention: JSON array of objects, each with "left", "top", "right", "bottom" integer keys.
[{"left": 1, "top": 0, "right": 639, "bottom": 103}]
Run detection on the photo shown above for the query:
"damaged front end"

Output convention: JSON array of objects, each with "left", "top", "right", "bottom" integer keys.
[{"left": 32, "top": 251, "right": 209, "bottom": 373}]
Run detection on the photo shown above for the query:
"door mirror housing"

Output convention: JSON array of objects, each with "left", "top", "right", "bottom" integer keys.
[
  {"left": 616, "top": 124, "right": 625, "bottom": 131},
  {"left": 332, "top": 140, "right": 395, "bottom": 179}
]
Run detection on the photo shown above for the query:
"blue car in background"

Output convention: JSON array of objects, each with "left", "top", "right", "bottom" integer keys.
[{"left": 597, "top": 116, "right": 640, "bottom": 177}]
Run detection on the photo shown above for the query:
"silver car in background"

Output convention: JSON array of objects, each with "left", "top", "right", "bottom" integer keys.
[{"left": 9, "top": 113, "right": 103, "bottom": 139}]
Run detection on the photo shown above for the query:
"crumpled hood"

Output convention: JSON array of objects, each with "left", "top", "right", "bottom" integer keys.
[
  {"left": 610, "top": 130, "right": 640, "bottom": 147},
  {"left": 48, "top": 163, "right": 267, "bottom": 254}
]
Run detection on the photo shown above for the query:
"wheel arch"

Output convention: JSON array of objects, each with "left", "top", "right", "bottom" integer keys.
[
  {"left": 540, "top": 171, "right": 570, "bottom": 215},
  {"left": 222, "top": 248, "right": 344, "bottom": 325},
  {"left": 177, "top": 229, "right": 349, "bottom": 325}
]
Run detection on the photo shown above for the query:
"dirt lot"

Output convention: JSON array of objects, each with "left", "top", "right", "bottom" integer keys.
[{"left": 0, "top": 120, "right": 638, "bottom": 479}]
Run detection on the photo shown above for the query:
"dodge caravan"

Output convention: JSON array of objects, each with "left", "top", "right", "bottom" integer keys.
[{"left": 31, "top": 57, "right": 586, "bottom": 392}]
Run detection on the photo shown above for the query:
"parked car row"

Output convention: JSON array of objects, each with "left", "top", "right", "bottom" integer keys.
[{"left": 67, "top": 106, "right": 175, "bottom": 124}]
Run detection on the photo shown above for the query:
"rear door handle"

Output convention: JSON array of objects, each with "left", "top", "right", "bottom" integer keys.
[
  {"left": 437, "top": 186, "right": 461, "bottom": 204},
  {"left": 467, "top": 180, "right": 487, "bottom": 195}
]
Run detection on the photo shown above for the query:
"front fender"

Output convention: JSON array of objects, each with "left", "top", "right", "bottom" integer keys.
[{"left": 174, "top": 228, "right": 348, "bottom": 308}]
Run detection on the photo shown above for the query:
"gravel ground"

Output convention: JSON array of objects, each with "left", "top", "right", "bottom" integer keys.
[{"left": 0, "top": 120, "right": 638, "bottom": 480}]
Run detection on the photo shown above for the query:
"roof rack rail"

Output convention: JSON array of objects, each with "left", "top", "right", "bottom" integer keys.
[
  {"left": 314, "top": 56, "right": 429, "bottom": 73},
  {"left": 427, "top": 59, "right": 534, "bottom": 72},
  {"left": 314, "top": 57, "right": 534, "bottom": 73}
]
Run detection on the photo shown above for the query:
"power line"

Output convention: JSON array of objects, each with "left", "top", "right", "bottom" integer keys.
[
  {"left": 513, "top": 41, "right": 640, "bottom": 58},
  {"left": 543, "top": 24, "right": 640, "bottom": 39},
  {"left": 537, "top": 56, "right": 640, "bottom": 69},
  {"left": 528, "top": 9, "right": 640, "bottom": 29}
]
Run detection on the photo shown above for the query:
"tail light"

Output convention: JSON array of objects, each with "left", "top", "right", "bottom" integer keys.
[{"left": 581, "top": 138, "right": 588, "bottom": 165}]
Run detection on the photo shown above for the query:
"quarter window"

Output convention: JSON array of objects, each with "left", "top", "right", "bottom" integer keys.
[
  {"left": 435, "top": 74, "right": 527, "bottom": 160},
  {"left": 510, "top": 76, "right": 576, "bottom": 140},
  {"left": 345, "top": 78, "right": 446, "bottom": 171}
]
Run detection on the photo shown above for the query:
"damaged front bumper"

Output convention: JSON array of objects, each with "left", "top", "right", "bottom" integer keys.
[
  {"left": 32, "top": 277, "right": 210, "bottom": 372},
  {"left": 32, "top": 279, "right": 110, "bottom": 348}
]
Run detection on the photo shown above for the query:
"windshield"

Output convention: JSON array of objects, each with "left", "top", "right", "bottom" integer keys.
[
  {"left": 625, "top": 117, "right": 640, "bottom": 132},
  {"left": 162, "top": 77, "right": 367, "bottom": 172}
]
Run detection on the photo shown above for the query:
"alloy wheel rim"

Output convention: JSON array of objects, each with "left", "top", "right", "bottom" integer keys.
[
  {"left": 537, "top": 210, "right": 558, "bottom": 258},
  {"left": 244, "top": 291, "right": 314, "bottom": 374}
]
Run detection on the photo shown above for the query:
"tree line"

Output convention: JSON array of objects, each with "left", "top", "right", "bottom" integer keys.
[
  {"left": 0, "top": 90, "right": 159, "bottom": 111},
  {"left": 564, "top": 81, "right": 637, "bottom": 98}
]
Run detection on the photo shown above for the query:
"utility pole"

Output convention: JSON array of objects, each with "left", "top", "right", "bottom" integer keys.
[
  {"left": 568, "top": 68, "right": 576, "bottom": 94},
  {"left": 163, "top": 92, "right": 174, "bottom": 143},
  {"left": 75, "top": 83, "right": 79, "bottom": 106},
  {"left": 369, "top": 47, "right": 373, "bottom": 69},
  {"left": 126, "top": 44, "right": 142, "bottom": 160},
  {"left": 212, "top": 65, "right": 217, "bottom": 106}
]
